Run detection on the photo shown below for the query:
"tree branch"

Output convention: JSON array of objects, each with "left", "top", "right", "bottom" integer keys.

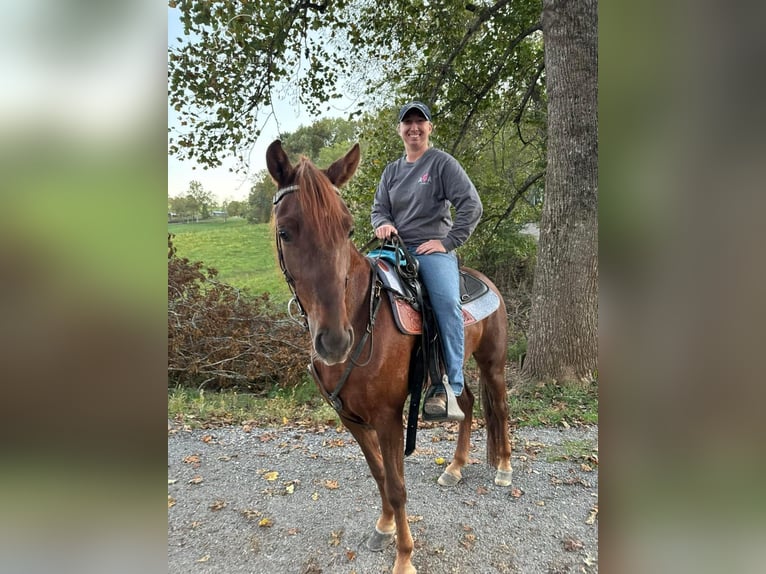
[
  {"left": 449, "top": 23, "right": 543, "bottom": 154},
  {"left": 514, "top": 60, "right": 545, "bottom": 145},
  {"left": 492, "top": 170, "right": 545, "bottom": 233},
  {"left": 428, "top": 0, "right": 514, "bottom": 103}
]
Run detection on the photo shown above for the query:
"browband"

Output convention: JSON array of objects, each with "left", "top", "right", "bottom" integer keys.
[{"left": 272, "top": 183, "right": 342, "bottom": 205}]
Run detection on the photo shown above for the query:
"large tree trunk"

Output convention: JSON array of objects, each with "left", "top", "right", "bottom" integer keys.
[{"left": 522, "top": 0, "right": 598, "bottom": 382}]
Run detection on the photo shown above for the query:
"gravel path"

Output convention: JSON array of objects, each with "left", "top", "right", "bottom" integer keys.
[{"left": 168, "top": 423, "right": 598, "bottom": 573}]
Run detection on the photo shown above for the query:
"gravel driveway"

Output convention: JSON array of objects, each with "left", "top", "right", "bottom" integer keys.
[{"left": 168, "top": 423, "right": 598, "bottom": 573}]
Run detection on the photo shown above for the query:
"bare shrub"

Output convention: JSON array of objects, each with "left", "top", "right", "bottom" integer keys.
[{"left": 168, "top": 234, "right": 310, "bottom": 391}]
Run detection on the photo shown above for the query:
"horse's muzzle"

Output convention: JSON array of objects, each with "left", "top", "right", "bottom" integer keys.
[{"left": 313, "top": 327, "right": 354, "bottom": 365}]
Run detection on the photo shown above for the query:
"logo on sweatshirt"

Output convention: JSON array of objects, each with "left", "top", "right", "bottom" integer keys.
[{"left": 418, "top": 172, "right": 431, "bottom": 185}]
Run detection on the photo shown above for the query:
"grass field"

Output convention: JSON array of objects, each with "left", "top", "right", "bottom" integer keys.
[{"left": 168, "top": 217, "right": 291, "bottom": 303}]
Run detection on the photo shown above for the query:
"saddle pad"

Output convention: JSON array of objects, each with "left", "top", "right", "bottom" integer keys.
[{"left": 370, "top": 258, "right": 500, "bottom": 335}]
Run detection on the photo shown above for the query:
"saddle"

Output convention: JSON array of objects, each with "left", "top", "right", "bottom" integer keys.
[
  {"left": 369, "top": 257, "right": 500, "bottom": 335},
  {"left": 365, "top": 239, "right": 500, "bottom": 455}
]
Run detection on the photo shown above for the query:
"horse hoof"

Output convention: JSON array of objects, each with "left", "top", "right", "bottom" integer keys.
[
  {"left": 437, "top": 470, "right": 461, "bottom": 487},
  {"left": 367, "top": 528, "right": 395, "bottom": 552},
  {"left": 495, "top": 468, "right": 513, "bottom": 487}
]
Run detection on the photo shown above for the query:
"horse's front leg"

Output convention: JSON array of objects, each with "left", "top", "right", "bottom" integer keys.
[
  {"left": 343, "top": 422, "right": 399, "bottom": 552},
  {"left": 375, "top": 418, "right": 416, "bottom": 574}
]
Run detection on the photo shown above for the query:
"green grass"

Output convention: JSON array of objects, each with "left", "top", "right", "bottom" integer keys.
[
  {"left": 508, "top": 379, "right": 598, "bottom": 427},
  {"left": 168, "top": 378, "right": 598, "bottom": 430},
  {"left": 168, "top": 217, "right": 290, "bottom": 303},
  {"left": 168, "top": 379, "right": 340, "bottom": 429},
  {"left": 545, "top": 439, "right": 598, "bottom": 463}
]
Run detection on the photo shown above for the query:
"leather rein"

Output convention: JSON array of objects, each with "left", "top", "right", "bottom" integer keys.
[{"left": 273, "top": 184, "right": 384, "bottom": 418}]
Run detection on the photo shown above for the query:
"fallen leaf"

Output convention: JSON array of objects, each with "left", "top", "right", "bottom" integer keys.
[
  {"left": 242, "top": 424, "right": 252, "bottom": 433},
  {"left": 285, "top": 483, "right": 295, "bottom": 494},
  {"left": 188, "top": 476, "right": 203, "bottom": 485},
  {"left": 581, "top": 463, "right": 593, "bottom": 472},
  {"left": 476, "top": 486, "right": 489, "bottom": 495},
  {"left": 510, "top": 487, "right": 524, "bottom": 498},
  {"left": 461, "top": 533, "right": 477, "bottom": 549},
  {"left": 329, "top": 530, "right": 343, "bottom": 546},
  {"left": 168, "top": 478, "right": 178, "bottom": 485},
  {"left": 263, "top": 471, "right": 279, "bottom": 481},
  {"left": 563, "top": 537, "right": 584, "bottom": 551},
  {"left": 168, "top": 495, "right": 176, "bottom": 508},
  {"left": 346, "top": 549, "right": 357, "bottom": 561},
  {"left": 201, "top": 434, "right": 213, "bottom": 443},
  {"left": 183, "top": 455, "right": 201, "bottom": 465},
  {"left": 323, "top": 479, "right": 339, "bottom": 490},
  {"left": 407, "top": 515, "right": 423, "bottom": 523},
  {"left": 435, "top": 457, "right": 446, "bottom": 465},
  {"left": 311, "top": 491, "right": 319, "bottom": 501},
  {"left": 258, "top": 517, "right": 273, "bottom": 528},
  {"left": 287, "top": 527, "right": 300, "bottom": 535},
  {"left": 209, "top": 499, "right": 227, "bottom": 511},
  {"left": 241, "top": 509, "right": 261, "bottom": 520},
  {"left": 585, "top": 504, "right": 598, "bottom": 524},
  {"left": 535, "top": 501, "right": 545, "bottom": 506},
  {"left": 196, "top": 554, "right": 210, "bottom": 563}
]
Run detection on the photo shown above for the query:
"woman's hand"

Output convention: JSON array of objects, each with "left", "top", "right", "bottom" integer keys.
[
  {"left": 415, "top": 239, "right": 446, "bottom": 254},
  {"left": 374, "top": 224, "right": 398, "bottom": 240}
]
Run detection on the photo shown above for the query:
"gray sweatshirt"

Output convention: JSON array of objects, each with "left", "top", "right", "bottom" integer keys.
[{"left": 371, "top": 148, "right": 482, "bottom": 252}]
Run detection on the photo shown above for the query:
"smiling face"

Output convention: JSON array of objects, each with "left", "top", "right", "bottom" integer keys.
[{"left": 398, "top": 112, "right": 433, "bottom": 152}]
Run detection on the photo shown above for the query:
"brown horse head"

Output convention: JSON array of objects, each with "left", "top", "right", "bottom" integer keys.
[{"left": 266, "top": 140, "right": 361, "bottom": 365}]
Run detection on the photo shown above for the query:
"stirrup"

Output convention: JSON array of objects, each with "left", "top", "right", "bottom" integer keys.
[
  {"left": 441, "top": 375, "right": 465, "bottom": 421},
  {"left": 423, "top": 376, "right": 464, "bottom": 422}
]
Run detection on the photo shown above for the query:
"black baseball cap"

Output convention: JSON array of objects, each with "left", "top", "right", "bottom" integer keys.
[{"left": 398, "top": 101, "right": 432, "bottom": 122}]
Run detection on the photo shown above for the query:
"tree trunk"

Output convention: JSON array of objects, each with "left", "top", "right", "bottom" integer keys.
[{"left": 522, "top": 0, "right": 598, "bottom": 383}]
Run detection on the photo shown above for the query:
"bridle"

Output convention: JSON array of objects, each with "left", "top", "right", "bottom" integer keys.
[
  {"left": 272, "top": 183, "right": 385, "bottom": 414},
  {"left": 272, "top": 184, "right": 314, "bottom": 329}
]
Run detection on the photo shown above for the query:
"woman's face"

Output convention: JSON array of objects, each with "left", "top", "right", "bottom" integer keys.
[{"left": 398, "top": 114, "right": 432, "bottom": 148}]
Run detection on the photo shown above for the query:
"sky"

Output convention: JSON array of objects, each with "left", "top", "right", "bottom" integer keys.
[{"left": 167, "top": 7, "right": 355, "bottom": 204}]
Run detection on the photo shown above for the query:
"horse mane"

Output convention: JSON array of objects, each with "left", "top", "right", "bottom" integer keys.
[{"left": 294, "top": 157, "right": 351, "bottom": 247}]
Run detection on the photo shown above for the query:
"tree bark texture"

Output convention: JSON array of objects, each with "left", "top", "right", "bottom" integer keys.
[{"left": 523, "top": 0, "right": 598, "bottom": 382}]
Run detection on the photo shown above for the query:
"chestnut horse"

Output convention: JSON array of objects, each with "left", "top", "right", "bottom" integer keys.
[{"left": 267, "top": 140, "right": 512, "bottom": 574}]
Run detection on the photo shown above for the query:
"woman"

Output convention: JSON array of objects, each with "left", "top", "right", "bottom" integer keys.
[{"left": 371, "top": 101, "right": 483, "bottom": 421}]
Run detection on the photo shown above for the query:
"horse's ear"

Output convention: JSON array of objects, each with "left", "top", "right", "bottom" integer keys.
[
  {"left": 266, "top": 140, "right": 294, "bottom": 185},
  {"left": 325, "top": 143, "right": 361, "bottom": 188}
]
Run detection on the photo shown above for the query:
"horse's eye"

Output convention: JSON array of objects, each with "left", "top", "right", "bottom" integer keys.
[
  {"left": 278, "top": 229, "right": 291, "bottom": 242},
  {"left": 348, "top": 228, "right": 355, "bottom": 238}
]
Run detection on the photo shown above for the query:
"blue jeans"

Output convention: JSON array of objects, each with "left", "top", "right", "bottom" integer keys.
[{"left": 409, "top": 249, "right": 464, "bottom": 396}]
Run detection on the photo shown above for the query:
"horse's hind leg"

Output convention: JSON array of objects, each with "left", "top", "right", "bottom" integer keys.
[
  {"left": 475, "top": 328, "right": 513, "bottom": 486},
  {"left": 438, "top": 387, "right": 475, "bottom": 487}
]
